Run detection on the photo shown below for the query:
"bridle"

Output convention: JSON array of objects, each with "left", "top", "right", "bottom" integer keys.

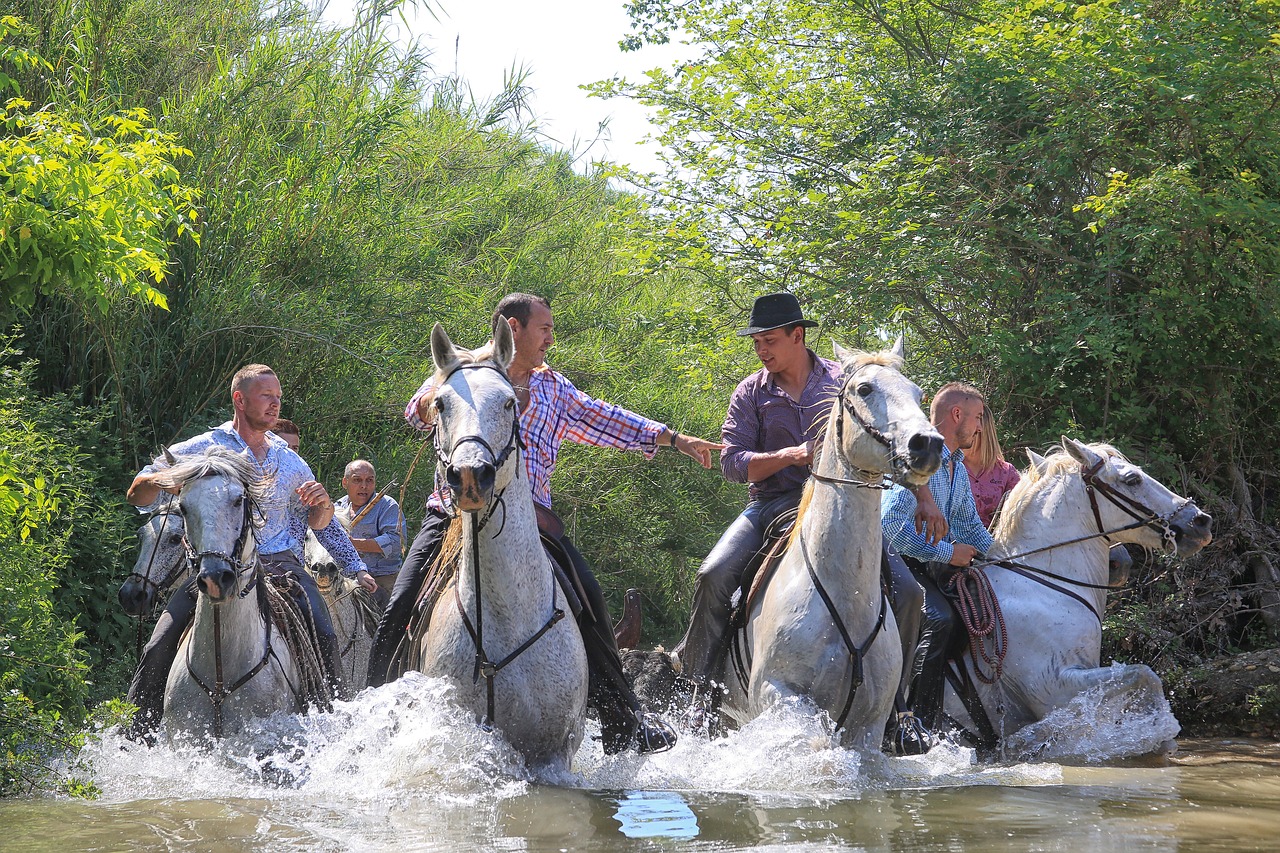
[
  {"left": 432, "top": 360, "right": 563, "bottom": 726},
  {"left": 431, "top": 363, "right": 524, "bottom": 514},
  {"left": 182, "top": 483, "right": 275, "bottom": 739},
  {"left": 809, "top": 364, "right": 901, "bottom": 491},
  {"left": 124, "top": 505, "right": 189, "bottom": 609}
]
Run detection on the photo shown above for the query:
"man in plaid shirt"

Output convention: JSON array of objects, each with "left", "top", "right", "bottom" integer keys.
[{"left": 369, "top": 292, "right": 721, "bottom": 754}]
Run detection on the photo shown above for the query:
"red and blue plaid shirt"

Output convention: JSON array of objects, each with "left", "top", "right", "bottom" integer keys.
[{"left": 406, "top": 364, "right": 666, "bottom": 510}]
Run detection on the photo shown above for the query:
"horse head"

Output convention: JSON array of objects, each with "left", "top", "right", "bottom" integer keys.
[
  {"left": 829, "top": 336, "right": 943, "bottom": 486},
  {"left": 155, "top": 448, "right": 264, "bottom": 602},
  {"left": 1061, "top": 437, "right": 1212, "bottom": 557},
  {"left": 118, "top": 507, "right": 188, "bottom": 617},
  {"left": 429, "top": 321, "right": 520, "bottom": 513}
]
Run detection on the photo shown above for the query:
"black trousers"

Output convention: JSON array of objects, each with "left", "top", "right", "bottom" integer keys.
[
  {"left": 900, "top": 557, "right": 958, "bottom": 729},
  {"left": 367, "top": 505, "right": 645, "bottom": 749},
  {"left": 126, "top": 550, "right": 343, "bottom": 733}
]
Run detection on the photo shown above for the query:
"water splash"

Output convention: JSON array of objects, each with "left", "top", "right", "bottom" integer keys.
[{"left": 1000, "top": 663, "right": 1181, "bottom": 763}]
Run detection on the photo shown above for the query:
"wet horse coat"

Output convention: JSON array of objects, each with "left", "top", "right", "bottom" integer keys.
[
  {"left": 411, "top": 322, "right": 589, "bottom": 774},
  {"left": 944, "top": 438, "right": 1213, "bottom": 751}
]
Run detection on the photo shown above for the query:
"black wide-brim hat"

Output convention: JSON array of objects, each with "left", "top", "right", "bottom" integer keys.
[{"left": 737, "top": 292, "right": 820, "bottom": 336}]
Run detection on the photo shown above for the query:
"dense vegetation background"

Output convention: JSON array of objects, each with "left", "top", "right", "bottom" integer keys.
[{"left": 2, "top": 0, "right": 1278, "bottom": 792}]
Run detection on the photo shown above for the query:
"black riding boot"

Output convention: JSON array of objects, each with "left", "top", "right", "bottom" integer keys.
[
  {"left": 906, "top": 565, "right": 958, "bottom": 733},
  {"left": 556, "top": 536, "right": 676, "bottom": 755},
  {"left": 124, "top": 579, "right": 198, "bottom": 742},
  {"left": 367, "top": 508, "right": 451, "bottom": 687}
]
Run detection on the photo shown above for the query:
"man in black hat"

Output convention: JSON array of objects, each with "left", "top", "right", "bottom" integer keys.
[{"left": 672, "top": 293, "right": 947, "bottom": 706}]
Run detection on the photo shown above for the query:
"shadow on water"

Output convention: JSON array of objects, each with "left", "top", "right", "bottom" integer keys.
[{"left": 6, "top": 675, "right": 1280, "bottom": 851}]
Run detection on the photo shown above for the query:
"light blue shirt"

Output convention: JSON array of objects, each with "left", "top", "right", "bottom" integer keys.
[
  {"left": 335, "top": 494, "right": 404, "bottom": 577},
  {"left": 881, "top": 444, "right": 994, "bottom": 564},
  {"left": 139, "top": 422, "right": 367, "bottom": 574}
]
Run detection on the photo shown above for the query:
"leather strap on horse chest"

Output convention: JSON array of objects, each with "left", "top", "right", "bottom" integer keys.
[
  {"left": 800, "top": 537, "right": 887, "bottom": 731},
  {"left": 455, "top": 512, "right": 566, "bottom": 726}
]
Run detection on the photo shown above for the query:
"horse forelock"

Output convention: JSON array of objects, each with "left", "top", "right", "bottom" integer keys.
[
  {"left": 993, "top": 442, "right": 1127, "bottom": 539},
  {"left": 844, "top": 348, "right": 905, "bottom": 373},
  {"left": 430, "top": 341, "right": 509, "bottom": 388},
  {"left": 154, "top": 447, "right": 271, "bottom": 516}
]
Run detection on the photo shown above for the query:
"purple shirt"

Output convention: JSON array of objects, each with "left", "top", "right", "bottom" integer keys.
[
  {"left": 967, "top": 459, "right": 1021, "bottom": 528},
  {"left": 721, "top": 351, "right": 842, "bottom": 502}
]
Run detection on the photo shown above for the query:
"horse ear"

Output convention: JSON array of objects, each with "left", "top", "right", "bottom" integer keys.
[
  {"left": 1026, "top": 448, "right": 1048, "bottom": 474},
  {"left": 832, "top": 340, "right": 852, "bottom": 364},
  {"left": 1062, "top": 436, "right": 1103, "bottom": 470},
  {"left": 492, "top": 315, "right": 515, "bottom": 370},
  {"left": 889, "top": 335, "right": 905, "bottom": 360},
  {"left": 430, "top": 323, "right": 460, "bottom": 375},
  {"left": 162, "top": 446, "right": 177, "bottom": 466}
]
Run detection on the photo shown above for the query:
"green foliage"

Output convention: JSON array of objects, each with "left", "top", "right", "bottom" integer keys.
[
  {"left": 0, "top": 352, "right": 135, "bottom": 796},
  {"left": 0, "top": 16, "right": 200, "bottom": 319}
]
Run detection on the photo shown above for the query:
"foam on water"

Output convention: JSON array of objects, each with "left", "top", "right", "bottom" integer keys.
[
  {"left": 79, "top": 667, "right": 1172, "bottom": 813},
  {"left": 1001, "top": 662, "right": 1182, "bottom": 763}
]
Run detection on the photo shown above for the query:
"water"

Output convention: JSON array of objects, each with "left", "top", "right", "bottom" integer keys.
[{"left": 4, "top": 673, "right": 1279, "bottom": 851}]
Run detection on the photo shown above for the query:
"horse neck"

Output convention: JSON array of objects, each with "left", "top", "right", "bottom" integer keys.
[
  {"left": 189, "top": 573, "right": 269, "bottom": 664},
  {"left": 454, "top": 478, "right": 553, "bottom": 619},
  {"left": 995, "top": 477, "right": 1110, "bottom": 586},
  {"left": 796, "top": 436, "right": 885, "bottom": 594}
]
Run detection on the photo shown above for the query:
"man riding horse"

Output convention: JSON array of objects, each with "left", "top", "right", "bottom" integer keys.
[
  {"left": 881, "top": 381, "right": 993, "bottom": 752},
  {"left": 124, "top": 364, "right": 377, "bottom": 740},
  {"left": 672, "top": 293, "right": 947, "bottom": 725},
  {"left": 368, "top": 292, "right": 722, "bottom": 754}
]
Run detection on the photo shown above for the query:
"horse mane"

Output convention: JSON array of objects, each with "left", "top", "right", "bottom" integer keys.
[
  {"left": 844, "top": 348, "right": 904, "bottom": 372},
  {"left": 991, "top": 441, "right": 1127, "bottom": 540},
  {"left": 151, "top": 446, "right": 272, "bottom": 512}
]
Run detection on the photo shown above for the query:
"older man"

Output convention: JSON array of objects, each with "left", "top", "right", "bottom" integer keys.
[
  {"left": 124, "top": 365, "right": 374, "bottom": 739},
  {"left": 369, "top": 292, "right": 721, "bottom": 754},
  {"left": 335, "top": 459, "right": 404, "bottom": 607},
  {"left": 881, "top": 381, "right": 994, "bottom": 749}
]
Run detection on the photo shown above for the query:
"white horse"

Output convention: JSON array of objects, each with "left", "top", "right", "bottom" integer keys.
[
  {"left": 944, "top": 438, "right": 1213, "bottom": 752},
  {"left": 118, "top": 505, "right": 189, "bottom": 618},
  {"left": 409, "top": 322, "right": 588, "bottom": 774},
  {"left": 721, "top": 340, "right": 944, "bottom": 749},
  {"left": 155, "top": 448, "right": 320, "bottom": 741},
  {"left": 305, "top": 532, "right": 377, "bottom": 693}
]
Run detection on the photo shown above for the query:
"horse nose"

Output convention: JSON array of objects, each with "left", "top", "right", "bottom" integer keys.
[
  {"left": 1194, "top": 511, "right": 1212, "bottom": 533},
  {"left": 198, "top": 561, "right": 238, "bottom": 599},
  {"left": 448, "top": 461, "right": 496, "bottom": 510},
  {"left": 908, "top": 433, "right": 944, "bottom": 472},
  {"left": 118, "top": 581, "right": 149, "bottom": 617}
]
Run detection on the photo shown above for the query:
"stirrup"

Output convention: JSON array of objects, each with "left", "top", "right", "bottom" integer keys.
[
  {"left": 635, "top": 711, "right": 677, "bottom": 755},
  {"left": 891, "top": 711, "right": 935, "bottom": 756}
]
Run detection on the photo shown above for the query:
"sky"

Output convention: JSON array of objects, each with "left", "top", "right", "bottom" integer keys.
[{"left": 321, "top": 0, "right": 696, "bottom": 173}]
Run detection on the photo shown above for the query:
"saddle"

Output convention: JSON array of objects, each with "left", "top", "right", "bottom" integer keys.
[{"left": 728, "top": 514, "right": 798, "bottom": 633}]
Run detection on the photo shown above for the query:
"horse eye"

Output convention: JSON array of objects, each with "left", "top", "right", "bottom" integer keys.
[
  {"left": 1122, "top": 473, "right": 1142, "bottom": 486},
  {"left": 233, "top": 495, "right": 244, "bottom": 507},
  {"left": 168, "top": 534, "right": 183, "bottom": 545},
  {"left": 434, "top": 397, "right": 445, "bottom": 412},
  {"left": 857, "top": 383, "right": 874, "bottom": 397}
]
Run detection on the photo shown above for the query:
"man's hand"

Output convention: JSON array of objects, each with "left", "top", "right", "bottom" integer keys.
[
  {"left": 126, "top": 470, "right": 180, "bottom": 507},
  {"left": 356, "top": 570, "right": 377, "bottom": 593},
  {"left": 672, "top": 433, "right": 726, "bottom": 469},
  {"left": 949, "top": 543, "right": 979, "bottom": 567},
  {"left": 299, "top": 481, "right": 335, "bottom": 528},
  {"left": 912, "top": 485, "right": 948, "bottom": 545}
]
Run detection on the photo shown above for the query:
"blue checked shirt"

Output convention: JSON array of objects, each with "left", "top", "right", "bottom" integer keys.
[
  {"left": 139, "top": 422, "right": 367, "bottom": 574},
  {"left": 881, "top": 444, "right": 994, "bottom": 564}
]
